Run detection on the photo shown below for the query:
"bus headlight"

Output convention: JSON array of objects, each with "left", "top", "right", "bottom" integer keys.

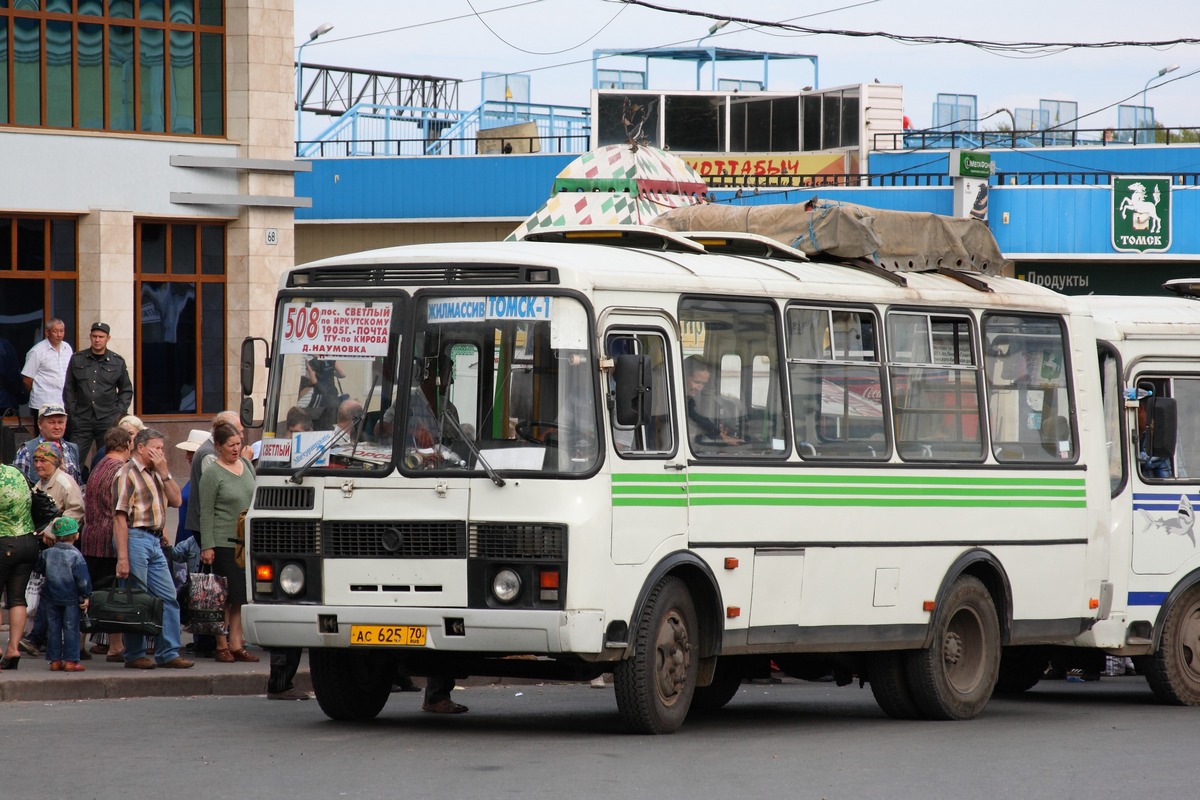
[
  {"left": 279, "top": 563, "right": 306, "bottom": 597},
  {"left": 491, "top": 569, "right": 522, "bottom": 604}
]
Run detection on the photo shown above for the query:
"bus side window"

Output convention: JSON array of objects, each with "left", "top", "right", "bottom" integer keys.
[{"left": 607, "top": 331, "right": 674, "bottom": 456}]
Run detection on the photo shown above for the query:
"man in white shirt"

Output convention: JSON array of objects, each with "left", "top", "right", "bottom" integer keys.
[{"left": 21, "top": 318, "right": 73, "bottom": 427}]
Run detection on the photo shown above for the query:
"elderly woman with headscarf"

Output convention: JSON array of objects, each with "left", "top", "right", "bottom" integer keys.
[{"left": 32, "top": 441, "right": 84, "bottom": 534}]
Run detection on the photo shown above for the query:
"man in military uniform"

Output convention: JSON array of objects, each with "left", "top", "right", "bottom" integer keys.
[{"left": 64, "top": 322, "right": 133, "bottom": 467}]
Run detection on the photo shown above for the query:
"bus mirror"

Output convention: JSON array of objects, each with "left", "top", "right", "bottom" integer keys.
[
  {"left": 1146, "top": 396, "right": 1177, "bottom": 460},
  {"left": 614, "top": 354, "right": 650, "bottom": 427},
  {"left": 239, "top": 395, "right": 259, "bottom": 430},
  {"left": 240, "top": 337, "right": 268, "bottom": 397}
]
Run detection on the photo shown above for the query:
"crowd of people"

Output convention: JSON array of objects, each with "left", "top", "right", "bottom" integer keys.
[
  {"left": 0, "top": 319, "right": 309, "bottom": 697},
  {"left": 1, "top": 320, "right": 465, "bottom": 711}
]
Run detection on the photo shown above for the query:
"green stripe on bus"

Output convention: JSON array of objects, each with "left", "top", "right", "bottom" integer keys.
[
  {"left": 613, "top": 497, "right": 689, "bottom": 507},
  {"left": 689, "top": 473, "right": 1085, "bottom": 487},
  {"left": 687, "top": 496, "right": 1086, "bottom": 508},
  {"left": 613, "top": 486, "right": 686, "bottom": 496},
  {"left": 687, "top": 485, "right": 1084, "bottom": 498}
]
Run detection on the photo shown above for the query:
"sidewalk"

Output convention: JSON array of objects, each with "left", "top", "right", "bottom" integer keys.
[{"left": 0, "top": 646, "right": 304, "bottom": 703}]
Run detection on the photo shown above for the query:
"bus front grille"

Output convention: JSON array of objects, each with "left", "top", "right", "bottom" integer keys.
[
  {"left": 255, "top": 486, "right": 315, "bottom": 510},
  {"left": 470, "top": 523, "right": 567, "bottom": 560},
  {"left": 250, "top": 518, "right": 320, "bottom": 555},
  {"left": 322, "top": 521, "right": 467, "bottom": 559}
]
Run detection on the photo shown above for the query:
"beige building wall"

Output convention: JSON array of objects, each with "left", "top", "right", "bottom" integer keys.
[{"left": 295, "top": 220, "right": 520, "bottom": 264}]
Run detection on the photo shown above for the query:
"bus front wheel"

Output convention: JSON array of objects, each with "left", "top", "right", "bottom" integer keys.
[
  {"left": 904, "top": 575, "right": 1000, "bottom": 720},
  {"left": 615, "top": 576, "right": 698, "bottom": 734},
  {"left": 1145, "top": 583, "right": 1200, "bottom": 706},
  {"left": 310, "top": 648, "right": 394, "bottom": 721}
]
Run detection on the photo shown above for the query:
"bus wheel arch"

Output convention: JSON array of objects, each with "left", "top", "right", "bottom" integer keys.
[{"left": 926, "top": 550, "right": 1013, "bottom": 649}]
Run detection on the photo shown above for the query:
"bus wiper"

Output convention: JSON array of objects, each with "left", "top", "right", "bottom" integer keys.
[
  {"left": 440, "top": 411, "right": 505, "bottom": 487},
  {"left": 290, "top": 424, "right": 353, "bottom": 485}
]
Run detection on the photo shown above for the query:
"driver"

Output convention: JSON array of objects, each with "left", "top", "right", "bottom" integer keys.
[{"left": 393, "top": 354, "right": 468, "bottom": 467}]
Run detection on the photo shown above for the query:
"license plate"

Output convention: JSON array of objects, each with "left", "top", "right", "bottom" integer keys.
[{"left": 349, "top": 625, "right": 427, "bottom": 647}]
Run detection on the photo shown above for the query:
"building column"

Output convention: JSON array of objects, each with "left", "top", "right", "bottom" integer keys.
[{"left": 76, "top": 209, "right": 135, "bottom": 385}]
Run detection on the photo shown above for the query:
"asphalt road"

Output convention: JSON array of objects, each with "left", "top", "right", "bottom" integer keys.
[{"left": 6, "top": 676, "right": 1193, "bottom": 800}]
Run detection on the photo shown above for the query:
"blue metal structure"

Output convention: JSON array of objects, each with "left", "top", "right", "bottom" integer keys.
[{"left": 591, "top": 47, "right": 818, "bottom": 92}]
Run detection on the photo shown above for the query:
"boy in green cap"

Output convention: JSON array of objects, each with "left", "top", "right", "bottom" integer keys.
[{"left": 34, "top": 517, "right": 92, "bottom": 671}]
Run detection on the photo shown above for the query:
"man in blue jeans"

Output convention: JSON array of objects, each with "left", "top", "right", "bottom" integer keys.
[{"left": 112, "top": 428, "right": 193, "bottom": 670}]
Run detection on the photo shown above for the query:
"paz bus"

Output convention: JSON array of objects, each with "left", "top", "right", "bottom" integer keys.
[{"left": 239, "top": 226, "right": 1200, "bottom": 734}]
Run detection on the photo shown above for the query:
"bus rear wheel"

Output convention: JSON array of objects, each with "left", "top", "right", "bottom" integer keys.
[
  {"left": 1145, "top": 583, "right": 1200, "bottom": 706},
  {"left": 868, "top": 650, "right": 922, "bottom": 719},
  {"left": 905, "top": 575, "right": 1000, "bottom": 720},
  {"left": 310, "top": 648, "right": 394, "bottom": 721},
  {"left": 615, "top": 576, "right": 698, "bottom": 734}
]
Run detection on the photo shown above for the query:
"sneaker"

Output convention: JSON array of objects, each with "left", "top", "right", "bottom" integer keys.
[
  {"left": 421, "top": 698, "right": 469, "bottom": 714},
  {"left": 18, "top": 638, "right": 42, "bottom": 657},
  {"left": 268, "top": 687, "right": 314, "bottom": 701},
  {"left": 106, "top": 653, "right": 125, "bottom": 663}
]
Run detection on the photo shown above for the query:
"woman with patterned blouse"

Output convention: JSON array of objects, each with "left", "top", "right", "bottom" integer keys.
[{"left": 0, "top": 462, "right": 38, "bottom": 669}]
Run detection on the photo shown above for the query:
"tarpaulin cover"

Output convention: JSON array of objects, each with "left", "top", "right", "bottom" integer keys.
[{"left": 651, "top": 198, "right": 1009, "bottom": 275}]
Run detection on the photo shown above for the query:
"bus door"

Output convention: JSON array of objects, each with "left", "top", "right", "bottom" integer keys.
[
  {"left": 604, "top": 319, "right": 687, "bottom": 566},
  {"left": 1129, "top": 368, "right": 1200, "bottom": 577}
]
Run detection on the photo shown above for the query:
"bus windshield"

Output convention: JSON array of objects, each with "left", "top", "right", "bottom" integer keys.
[
  {"left": 258, "top": 295, "right": 403, "bottom": 474},
  {"left": 398, "top": 294, "right": 599, "bottom": 476}
]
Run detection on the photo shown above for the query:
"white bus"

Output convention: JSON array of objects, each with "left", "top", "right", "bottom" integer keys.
[{"left": 239, "top": 227, "right": 1199, "bottom": 733}]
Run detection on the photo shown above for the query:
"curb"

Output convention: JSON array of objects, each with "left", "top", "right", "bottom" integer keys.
[{"left": 0, "top": 666, "right": 312, "bottom": 703}]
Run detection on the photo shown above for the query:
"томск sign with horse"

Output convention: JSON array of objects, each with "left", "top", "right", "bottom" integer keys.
[{"left": 1112, "top": 176, "right": 1172, "bottom": 254}]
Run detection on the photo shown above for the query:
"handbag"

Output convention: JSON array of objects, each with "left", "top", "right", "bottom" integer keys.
[
  {"left": 81, "top": 582, "right": 164, "bottom": 636},
  {"left": 26, "top": 477, "right": 61, "bottom": 532},
  {"left": 186, "top": 565, "right": 228, "bottom": 636},
  {"left": 24, "top": 571, "right": 44, "bottom": 618}
]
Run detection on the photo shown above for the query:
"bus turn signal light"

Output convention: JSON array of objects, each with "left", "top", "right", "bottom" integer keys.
[
  {"left": 922, "top": 600, "right": 936, "bottom": 612},
  {"left": 539, "top": 569, "right": 559, "bottom": 589},
  {"left": 256, "top": 564, "right": 274, "bottom": 582},
  {"left": 726, "top": 606, "right": 740, "bottom": 618},
  {"left": 1089, "top": 598, "right": 1099, "bottom": 609},
  {"left": 724, "top": 557, "right": 739, "bottom": 570}
]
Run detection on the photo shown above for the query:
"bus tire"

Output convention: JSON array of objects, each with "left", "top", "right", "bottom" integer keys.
[
  {"left": 688, "top": 657, "right": 744, "bottom": 715},
  {"left": 904, "top": 575, "right": 1000, "bottom": 720},
  {"left": 868, "top": 651, "right": 923, "bottom": 719},
  {"left": 1144, "top": 583, "right": 1200, "bottom": 706},
  {"left": 310, "top": 648, "right": 394, "bottom": 721},
  {"left": 994, "top": 645, "right": 1049, "bottom": 694},
  {"left": 614, "top": 576, "right": 698, "bottom": 734}
]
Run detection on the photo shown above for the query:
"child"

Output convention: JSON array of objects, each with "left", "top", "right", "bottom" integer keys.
[{"left": 35, "top": 517, "right": 92, "bottom": 672}]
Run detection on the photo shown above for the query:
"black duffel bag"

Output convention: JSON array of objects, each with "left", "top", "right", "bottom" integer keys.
[{"left": 82, "top": 582, "right": 164, "bottom": 636}]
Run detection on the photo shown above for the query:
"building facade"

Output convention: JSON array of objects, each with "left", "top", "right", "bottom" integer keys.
[{"left": 0, "top": 0, "right": 300, "bottom": 458}]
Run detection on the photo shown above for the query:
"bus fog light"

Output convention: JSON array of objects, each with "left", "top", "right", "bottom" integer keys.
[
  {"left": 492, "top": 569, "right": 522, "bottom": 604},
  {"left": 279, "top": 563, "right": 305, "bottom": 596}
]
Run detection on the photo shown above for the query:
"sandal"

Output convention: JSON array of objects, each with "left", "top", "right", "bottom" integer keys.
[
  {"left": 231, "top": 648, "right": 260, "bottom": 663},
  {"left": 214, "top": 649, "right": 236, "bottom": 663},
  {"left": 106, "top": 652, "right": 125, "bottom": 663}
]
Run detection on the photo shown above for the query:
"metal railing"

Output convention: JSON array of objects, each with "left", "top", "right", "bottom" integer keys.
[
  {"left": 873, "top": 126, "right": 1200, "bottom": 151},
  {"left": 298, "top": 134, "right": 593, "bottom": 158},
  {"left": 703, "top": 172, "right": 1200, "bottom": 190},
  {"left": 298, "top": 100, "right": 591, "bottom": 158}
]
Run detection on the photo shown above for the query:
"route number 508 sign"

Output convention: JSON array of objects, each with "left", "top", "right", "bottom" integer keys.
[{"left": 278, "top": 301, "right": 392, "bottom": 358}]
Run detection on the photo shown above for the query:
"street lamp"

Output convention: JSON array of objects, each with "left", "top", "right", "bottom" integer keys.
[
  {"left": 296, "top": 22, "right": 334, "bottom": 149},
  {"left": 1142, "top": 64, "right": 1180, "bottom": 109}
]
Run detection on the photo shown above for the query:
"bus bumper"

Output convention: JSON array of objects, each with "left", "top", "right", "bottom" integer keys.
[{"left": 242, "top": 603, "right": 606, "bottom": 654}]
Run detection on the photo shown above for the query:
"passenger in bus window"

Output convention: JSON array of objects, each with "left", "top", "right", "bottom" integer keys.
[
  {"left": 1137, "top": 396, "right": 1173, "bottom": 479},
  {"left": 683, "top": 355, "right": 741, "bottom": 447}
]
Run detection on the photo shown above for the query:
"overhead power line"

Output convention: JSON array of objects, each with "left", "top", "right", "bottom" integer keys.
[{"left": 617, "top": 0, "right": 1200, "bottom": 56}]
